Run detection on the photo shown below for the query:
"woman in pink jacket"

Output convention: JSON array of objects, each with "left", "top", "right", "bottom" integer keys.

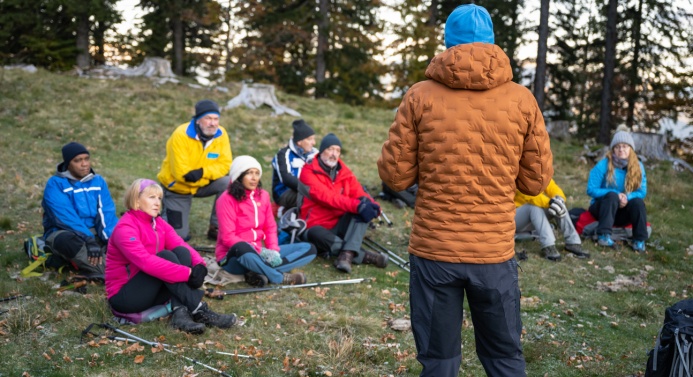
[
  {"left": 106, "top": 179, "right": 236, "bottom": 334},
  {"left": 216, "top": 156, "right": 316, "bottom": 287}
]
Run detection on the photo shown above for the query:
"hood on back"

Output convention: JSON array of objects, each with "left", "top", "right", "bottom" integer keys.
[{"left": 424, "top": 43, "right": 513, "bottom": 91}]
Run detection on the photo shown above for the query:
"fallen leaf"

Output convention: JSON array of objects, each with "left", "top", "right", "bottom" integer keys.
[{"left": 134, "top": 355, "right": 145, "bottom": 364}]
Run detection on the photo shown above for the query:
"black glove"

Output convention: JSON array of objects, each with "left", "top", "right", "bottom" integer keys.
[
  {"left": 86, "top": 240, "right": 103, "bottom": 259},
  {"left": 548, "top": 196, "right": 568, "bottom": 218},
  {"left": 183, "top": 168, "right": 204, "bottom": 183},
  {"left": 357, "top": 199, "right": 378, "bottom": 223},
  {"left": 187, "top": 264, "right": 207, "bottom": 288}
]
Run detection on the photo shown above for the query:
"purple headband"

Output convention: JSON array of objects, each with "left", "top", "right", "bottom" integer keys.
[{"left": 139, "top": 179, "right": 158, "bottom": 193}]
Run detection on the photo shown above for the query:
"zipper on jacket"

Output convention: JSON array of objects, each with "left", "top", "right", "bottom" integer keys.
[{"left": 152, "top": 217, "right": 159, "bottom": 252}]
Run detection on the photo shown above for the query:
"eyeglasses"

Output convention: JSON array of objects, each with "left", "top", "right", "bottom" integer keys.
[{"left": 613, "top": 144, "right": 631, "bottom": 151}]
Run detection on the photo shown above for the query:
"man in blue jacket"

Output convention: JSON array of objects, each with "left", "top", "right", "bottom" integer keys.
[{"left": 42, "top": 142, "right": 118, "bottom": 277}]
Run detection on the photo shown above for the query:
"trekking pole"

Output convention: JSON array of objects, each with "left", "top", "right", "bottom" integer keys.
[
  {"left": 379, "top": 210, "right": 394, "bottom": 227},
  {"left": 0, "top": 294, "right": 23, "bottom": 303},
  {"left": 363, "top": 237, "right": 409, "bottom": 272},
  {"left": 107, "top": 336, "right": 255, "bottom": 359},
  {"left": 363, "top": 190, "right": 394, "bottom": 227},
  {"left": 205, "top": 278, "right": 368, "bottom": 299},
  {"left": 84, "top": 323, "right": 233, "bottom": 376}
]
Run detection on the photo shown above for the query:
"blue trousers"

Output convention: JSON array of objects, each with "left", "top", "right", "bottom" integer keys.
[
  {"left": 410, "top": 254, "right": 526, "bottom": 377},
  {"left": 221, "top": 242, "right": 316, "bottom": 284}
]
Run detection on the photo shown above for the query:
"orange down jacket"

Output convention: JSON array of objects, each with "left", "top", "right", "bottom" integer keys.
[{"left": 378, "top": 43, "right": 553, "bottom": 264}]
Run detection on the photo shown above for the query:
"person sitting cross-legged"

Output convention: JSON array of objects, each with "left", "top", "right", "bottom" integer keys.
[
  {"left": 215, "top": 156, "right": 317, "bottom": 287},
  {"left": 515, "top": 178, "right": 589, "bottom": 261},
  {"left": 107, "top": 179, "right": 237, "bottom": 334},
  {"left": 299, "top": 133, "right": 388, "bottom": 274}
]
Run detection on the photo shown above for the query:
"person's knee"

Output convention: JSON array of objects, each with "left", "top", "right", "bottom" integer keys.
[
  {"left": 628, "top": 197, "right": 646, "bottom": 210},
  {"left": 50, "top": 232, "right": 85, "bottom": 259},
  {"left": 171, "top": 246, "right": 192, "bottom": 266},
  {"left": 157, "top": 250, "right": 180, "bottom": 264}
]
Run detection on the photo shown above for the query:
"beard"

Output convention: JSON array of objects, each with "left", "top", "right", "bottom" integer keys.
[{"left": 321, "top": 156, "right": 338, "bottom": 168}]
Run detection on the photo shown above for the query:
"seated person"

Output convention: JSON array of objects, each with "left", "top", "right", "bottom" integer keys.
[
  {"left": 106, "top": 179, "right": 237, "bottom": 334},
  {"left": 157, "top": 99, "right": 233, "bottom": 241},
  {"left": 587, "top": 129, "right": 648, "bottom": 252},
  {"left": 42, "top": 142, "right": 118, "bottom": 277},
  {"left": 215, "top": 156, "right": 316, "bottom": 287},
  {"left": 515, "top": 178, "right": 589, "bottom": 261},
  {"left": 299, "top": 133, "right": 388, "bottom": 273},
  {"left": 271, "top": 119, "right": 318, "bottom": 213}
]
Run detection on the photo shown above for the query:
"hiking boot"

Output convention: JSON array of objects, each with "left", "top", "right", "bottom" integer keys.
[
  {"left": 244, "top": 271, "right": 268, "bottom": 287},
  {"left": 541, "top": 245, "right": 562, "bottom": 261},
  {"left": 362, "top": 250, "right": 389, "bottom": 268},
  {"left": 564, "top": 244, "right": 590, "bottom": 258},
  {"left": 170, "top": 306, "right": 205, "bottom": 334},
  {"left": 597, "top": 234, "right": 615, "bottom": 247},
  {"left": 207, "top": 225, "right": 219, "bottom": 241},
  {"left": 334, "top": 251, "right": 355, "bottom": 273},
  {"left": 282, "top": 272, "right": 306, "bottom": 285},
  {"left": 632, "top": 240, "right": 646, "bottom": 253},
  {"left": 192, "top": 302, "right": 237, "bottom": 329}
]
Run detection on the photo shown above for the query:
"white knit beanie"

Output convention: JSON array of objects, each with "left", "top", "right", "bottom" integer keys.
[
  {"left": 229, "top": 155, "right": 262, "bottom": 183},
  {"left": 610, "top": 131, "right": 635, "bottom": 150}
]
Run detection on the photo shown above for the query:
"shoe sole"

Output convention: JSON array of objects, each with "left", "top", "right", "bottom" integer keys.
[{"left": 565, "top": 249, "right": 590, "bottom": 258}]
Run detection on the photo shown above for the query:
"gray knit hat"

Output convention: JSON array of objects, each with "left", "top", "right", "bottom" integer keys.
[{"left": 610, "top": 131, "right": 635, "bottom": 150}]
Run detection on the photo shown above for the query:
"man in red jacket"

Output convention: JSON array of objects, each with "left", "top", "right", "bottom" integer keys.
[{"left": 299, "top": 133, "right": 388, "bottom": 273}]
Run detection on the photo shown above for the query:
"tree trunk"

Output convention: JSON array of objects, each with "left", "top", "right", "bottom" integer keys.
[
  {"left": 626, "top": 0, "right": 643, "bottom": 128},
  {"left": 75, "top": 13, "right": 90, "bottom": 70},
  {"left": 533, "top": 0, "right": 550, "bottom": 111},
  {"left": 315, "top": 0, "right": 329, "bottom": 99},
  {"left": 172, "top": 16, "right": 184, "bottom": 76},
  {"left": 224, "top": 0, "right": 233, "bottom": 75},
  {"left": 598, "top": 0, "right": 619, "bottom": 144}
]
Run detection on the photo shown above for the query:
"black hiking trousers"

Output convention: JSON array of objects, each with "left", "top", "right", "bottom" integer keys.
[{"left": 589, "top": 192, "right": 648, "bottom": 241}]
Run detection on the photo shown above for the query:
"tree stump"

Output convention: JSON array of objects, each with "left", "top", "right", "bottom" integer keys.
[
  {"left": 546, "top": 120, "right": 572, "bottom": 141},
  {"left": 631, "top": 132, "right": 670, "bottom": 161},
  {"left": 85, "top": 57, "right": 176, "bottom": 79},
  {"left": 224, "top": 83, "right": 301, "bottom": 117}
]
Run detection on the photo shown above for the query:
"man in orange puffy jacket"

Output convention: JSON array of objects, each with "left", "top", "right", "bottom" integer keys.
[{"left": 378, "top": 4, "right": 553, "bottom": 377}]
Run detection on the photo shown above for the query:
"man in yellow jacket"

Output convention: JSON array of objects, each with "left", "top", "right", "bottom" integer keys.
[
  {"left": 515, "top": 178, "right": 588, "bottom": 261},
  {"left": 157, "top": 100, "right": 233, "bottom": 241}
]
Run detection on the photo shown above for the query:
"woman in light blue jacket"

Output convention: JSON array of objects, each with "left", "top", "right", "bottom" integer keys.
[{"left": 586, "top": 130, "right": 648, "bottom": 252}]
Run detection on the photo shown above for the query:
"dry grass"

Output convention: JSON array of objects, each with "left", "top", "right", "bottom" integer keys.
[{"left": 1, "top": 67, "right": 692, "bottom": 376}]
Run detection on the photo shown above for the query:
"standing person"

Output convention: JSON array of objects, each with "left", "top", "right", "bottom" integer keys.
[
  {"left": 107, "top": 179, "right": 237, "bottom": 334},
  {"left": 515, "top": 179, "right": 589, "bottom": 261},
  {"left": 271, "top": 119, "right": 318, "bottom": 213},
  {"left": 42, "top": 141, "right": 118, "bottom": 277},
  {"left": 378, "top": 4, "right": 553, "bottom": 376},
  {"left": 299, "top": 133, "right": 388, "bottom": 274},
  {"left": 216, "top": 156, "right": 316, "bottom": 287},
  {"left": 586, "top": 129, "right": 648, "bottom": 252},
  {"left": 157, "top": 99, "right": 233, "bottom": 241}
]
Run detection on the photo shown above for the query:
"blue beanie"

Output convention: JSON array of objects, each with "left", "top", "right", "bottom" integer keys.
[
  {"left": 444, "top": 4, "right": 495, "bottom": 49},
  {"left": 319, "top": 133, "right": 342, "bottom": 153}
]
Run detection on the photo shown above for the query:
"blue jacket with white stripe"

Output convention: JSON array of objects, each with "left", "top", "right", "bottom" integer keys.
[{"left": 42, "top": 163, "right": 118, "bottom": 242}]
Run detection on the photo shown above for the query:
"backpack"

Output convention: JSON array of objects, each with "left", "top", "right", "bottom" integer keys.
[
  {"left": 645, "top": 299, "right": 693, "bottom": 377},
  {"left": 21, "top": 235, "right": 65, "bottom": 277},
  {"left": 380, "top": 182, "right": 417, "bottom": 209}
]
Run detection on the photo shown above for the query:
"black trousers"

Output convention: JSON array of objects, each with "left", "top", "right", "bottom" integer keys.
[
  {"left": 409, "top": 254, "right": 526, "bottom": 377},
  {"left": 108, "top": 247, "right": 204, "bottom": 313},
  {"left": 589, "top": 192, "right": 648, "bottom": 241}
]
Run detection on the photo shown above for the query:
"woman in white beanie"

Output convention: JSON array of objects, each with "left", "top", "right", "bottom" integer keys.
[
  {"left": 214, "top": 156, "right": 316, "bottom": 286},
  {"left": 586, "top": 129, "right": 648, "bottom": 252}
]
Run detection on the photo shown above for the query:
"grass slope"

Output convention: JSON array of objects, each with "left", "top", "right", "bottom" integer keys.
[{"left": 1, "top": 68, "right": 692, "bottom": 377}]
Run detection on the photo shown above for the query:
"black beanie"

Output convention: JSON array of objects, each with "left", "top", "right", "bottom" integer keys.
[
  {"left": 194, "top": 99, "right": 220, "bottom": 119},
  {"left": 292, "top": 119, "right": 315, "bottom": 142},
  {"left": 62, "top": 142, "right": 89, "bottom": 164},
  {"left": 319, "top": 133, "right": 342, "bottom": 153}
]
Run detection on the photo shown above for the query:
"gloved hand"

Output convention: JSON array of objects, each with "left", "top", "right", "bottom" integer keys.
[
  {"left": 357, "top": 199, "right": 378, "bottom": 223},
  {"left": 86, "top": 240, "right": 103, "bottom": 259},
  {"left": 548, "top": 196, "right": 568, "bottom": 218},
  {"left": 187, "top": 264, "right": 208, "bottom": 288},
  {"left": 260, "top": 248, "right": 282, "bottom": 267},
  {"left": 183, "top": 168, "right": 204, "bottom": 183}
]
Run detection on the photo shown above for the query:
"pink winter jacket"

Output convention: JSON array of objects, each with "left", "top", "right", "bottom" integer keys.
[
  {"left": 105, "top": 210, "right": 205, "bottom": 299},
  {"left": 215, "top": 188, "right": 279, "bottom": 263}
]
